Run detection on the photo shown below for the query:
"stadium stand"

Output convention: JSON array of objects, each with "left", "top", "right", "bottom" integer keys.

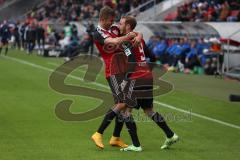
[
  {"left": 164, "top": 0, "right": 240, "bottom": 22},
  {"left": 0, "top": 0, "right": 19, "bottom": 10},
  {"left": 26, "top": 0, "right": 163, "bottom": 22},
  {"left": 1, "top": 0, "right": 240, "bottom": 76}
]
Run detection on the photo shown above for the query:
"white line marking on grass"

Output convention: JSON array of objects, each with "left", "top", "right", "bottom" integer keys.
[
  {"left": 154, "top": 101, "right": 240, "bottom": 130},
  {"left": 3, "top": 55, "right": 240, "bottom": 130}
]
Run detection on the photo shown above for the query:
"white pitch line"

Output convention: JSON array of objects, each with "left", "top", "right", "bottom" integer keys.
[
  {"left": 154, "top": 101, "right": 240, "bottom": 130},
  {"left": 2, "top": 55, "right": 240, "bottom": 130}
]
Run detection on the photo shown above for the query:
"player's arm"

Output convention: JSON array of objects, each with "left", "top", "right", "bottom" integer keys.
[
  {"left": 125, "top": 49, "right": 137, "bottom": 80},
  {"left": 104, "top": 31, "right": 136, "bottom": 45},
  {"left": 93, "top": 29, "right": 136, "bottom": 46},
  {"left": 131, "top": 32, "right": 143, "bottom": 47},
  {"left": 120, "top": 45, "right": 137, "bottom": 91},
  {"left": 143, "top": 41, "right": 156, "bottom": 70}
]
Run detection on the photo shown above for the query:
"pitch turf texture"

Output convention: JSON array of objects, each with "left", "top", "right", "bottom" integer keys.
[{"left": 0, "top": 50, "right": 240, "bottom": 160}]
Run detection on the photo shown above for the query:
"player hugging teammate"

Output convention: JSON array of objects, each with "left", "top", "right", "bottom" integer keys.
[{"left": 91, "top": 6, "right": 179, "bottom": 152}]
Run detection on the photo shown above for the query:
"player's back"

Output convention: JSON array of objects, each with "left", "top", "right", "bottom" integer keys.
[{"left": 130, "top": 39, "right": 153, "bottom": 80}]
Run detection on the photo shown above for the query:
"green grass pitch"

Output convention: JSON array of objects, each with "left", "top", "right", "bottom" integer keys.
[{"left": 0, "top": 50, "right": 240, "bottom": 160}]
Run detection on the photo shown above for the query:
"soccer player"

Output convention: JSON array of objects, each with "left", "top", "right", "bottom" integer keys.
[
  {"left": 36, "top": 23, "right": 45, "bottom": 55},
  {"left": 112, "top": 16, "right": 179, "bottom": 151},
  {"left": 26, "top": 23, "right": 37, "bottom": 54},
  {"left": 0, "top": 20, "right": 11, "bottom": 55},
  {"left": 91, "top": 6, "right": 142, "bottom": 151}
]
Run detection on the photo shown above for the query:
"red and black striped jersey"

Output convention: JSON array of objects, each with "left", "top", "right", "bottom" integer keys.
[
  {"left": 129, "top": 39, "right": 154, "bottom": 80},
  {"left": 93, "top": 25, "right": 126, "bottom": 78}
]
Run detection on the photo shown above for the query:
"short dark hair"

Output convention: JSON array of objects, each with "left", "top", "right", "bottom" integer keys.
[
  {"left": 99, "top": 6, "right": 115, "bottom": 20},
  {"left": 122, "top": 16, "right": 137, "bottom": 30}
]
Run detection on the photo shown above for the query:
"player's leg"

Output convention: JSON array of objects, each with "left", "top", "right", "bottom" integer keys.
[
  {"left": 109, "top": 114, "right": 128, "bottom": 148},
  {"left": 96, "top": 103, "right": 126, "bottom": 135},
  {"left": 119, "top": 79, "right": 143, "bottom": 151},
  {"left": 144, "top": 107, "right": 174, "bottom": 138},
  {"left": 137, "top": 80, "right": 179, "bottom": 149},
  {"left": 16, "top": 36, "right": 21, "bottom": 50},
  {"left": 0, "top": 41, "right": 2, "bottom": 54},
  {"left": 37, "top": 38, "right": 41, "bottom": 54},
  {"left": 143, "top": 107, "right": 179, "bottom": 149},
  {"left": 4, "top": 42, "right": 9, "bottom": 55},
  {"left": 120, "top": 108, "right": 142, "bottom": 152},
  {"left": 20, "top": 36, "right": 25, "bottom": 50},
  {"left": 91, "top": 74, "right": 127, "bottom": 149},
  {"left": 110, "top": 78, "right": 142, "bottom": 150},
  {"left": 91, "top": 103, "right": 126, "bottom": 149}
]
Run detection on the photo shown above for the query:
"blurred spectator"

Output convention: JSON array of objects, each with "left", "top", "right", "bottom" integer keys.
[
  {"left": 147, "top": 35, "right": 159, "bottom": 52},
  {"left": 12, "top": 21, "right": 21, "bottom": 50},
  {"left": 26, "top": 23, "right": 37, "bottom": 54},
  {"left": 36, "top": 23, "right": 45, "bottom": 54},
  {"left": 147, "top": 36, "right": 223, "bottom": 75},
  {"left": 19, "top": 22, "right": 28, "bottom": 50},
  {"left": 64, "top": 22, "right": 72, "bottom": 38},
  {"left": 79, "top": 34, "right": 92, "bottom": 53},
  {"left": 185, "top": 41, "right": 201, "bottom": 70},
  {"left": 166, "top": 0, "right": 240, "bottom": 22},
  {"left": 152, "top": 37, "right": 168, "bottom": 64},
  {"left": 0, "top": 20, "right": 11, "bottom": 55},
  {"left": 219, "top": 1, "right": 230, "bottom": 21},
  {"left": 25, "top": 0, "right": 158, "bottom": 23},
  {"left": 86, "top": 20, "right": 95, "bottom": 55},
  {"left": 62, "top": 35, "right": 80, "bottom": 61}
]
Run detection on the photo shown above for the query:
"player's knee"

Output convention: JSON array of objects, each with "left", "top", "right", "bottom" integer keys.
[
  {"left": 121, "top": 110, "right": 134, "bottom": 123},
  {"left": 116, "top": 103, "right": 127, "bottom": 110},
  {"left": 144, "top": 108, "right": 155, "bottom": 118},
  {"left": 121, "top": 111, "right": 130, "bottom": 119}
]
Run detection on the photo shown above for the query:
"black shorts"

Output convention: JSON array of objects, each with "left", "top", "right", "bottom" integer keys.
[
  {"left": 134, "top": 78, "right": 153, "bottom": 110},
  {"left": 107, "top": 74, "right": 137, "bottom": 108},
  {"left": 1, "top": 38, "right": 8, "bottom": 45}
]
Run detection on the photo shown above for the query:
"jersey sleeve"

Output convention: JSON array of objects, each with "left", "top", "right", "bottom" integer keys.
[
  {"left": 143, "top": 40, "right": 156, "bottom": 63},
  {"left": 93, "top": 28, "right": 110, "bottom": 45},
  {"left": 142, "top": 40, "right": 156, "bottom": 70},
  {"left": 122, "top": 41, "right": 137, "bottom": 80}
]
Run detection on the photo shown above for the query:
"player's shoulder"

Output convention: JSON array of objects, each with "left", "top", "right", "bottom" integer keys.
[
  {"left": 94, "top": 26, "right": 110, "bottom": 39},
  {"left": 110, "top": 24, "right": 120, "bottom": 37}
]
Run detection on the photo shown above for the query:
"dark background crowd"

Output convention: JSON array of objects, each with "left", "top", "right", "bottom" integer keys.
[
  {"left": 165, "top": 0, "right": 240, "bottom": 22},
  {"left": 1, "top": 0, "right": 237, "bottom": 75},
  {"left": 28, "top": 0, "right": 163, "bottom": 23},
  {"left": 147, "top": 36, "right": 222, "bottom": 75}
]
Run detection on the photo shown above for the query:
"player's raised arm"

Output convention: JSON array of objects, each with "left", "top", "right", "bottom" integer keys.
[
  {"left": 143, "top": 40, "right": 156, "bottom": 70},
  {"left": 131, "top": 32, "right": 143, "bottom": 47},
  {"left": 143, "top": 41, "right": 156, "bottom": 63},
  {"left": 104, "top": 31, "right": 136, "bottom": 45}
]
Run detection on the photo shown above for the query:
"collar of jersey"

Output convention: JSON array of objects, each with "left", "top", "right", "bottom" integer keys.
[{"left": 97, "top": 24, "right": 108, "bottom": 32}]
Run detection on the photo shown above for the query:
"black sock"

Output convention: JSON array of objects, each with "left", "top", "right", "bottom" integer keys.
[
  {"left": 152, "top": 112, "right": 174, "bottom": 138},
  {"left": 113, "top": 114, "right": 124, "bottom": 137},
  {"left": 97, "top": 109, "right": 117, "bottom": 134},
  {"left": 124, "top": 115, "right": 140, "bottom": 147},
  {"left": 5, "top": 47, "right": 8, "bottom": 55}
]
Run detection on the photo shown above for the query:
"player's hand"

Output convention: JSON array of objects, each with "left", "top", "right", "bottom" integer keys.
[
  {"left": 120, "top": 80, "right": 128, "bottom": 91},
  {"left": 132, "top": 36, "right": 141, "bottom": 48},
  {"left": 127, "top": 32, "right": 136, "bottom": 39}
]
